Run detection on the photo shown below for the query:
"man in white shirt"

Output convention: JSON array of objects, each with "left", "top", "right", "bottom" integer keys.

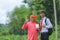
[{"left": 39, "top": 11, "right": 52, "bottom": 40}]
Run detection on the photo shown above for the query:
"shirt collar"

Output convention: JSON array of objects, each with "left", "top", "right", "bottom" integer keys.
[{"left": 42, "top": 17, "right": 46, "bottom": 20}]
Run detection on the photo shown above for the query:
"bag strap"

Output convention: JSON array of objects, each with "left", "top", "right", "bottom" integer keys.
[
  {"left": 45, "top": 18, "right": 47, "bottom": 25},
  {"left": 39, "top": 19, "right": 42, "bottom": 26}
]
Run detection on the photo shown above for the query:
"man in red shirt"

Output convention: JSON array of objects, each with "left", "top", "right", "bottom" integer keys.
[{"left": 22, "top": 15, "right": 38, "bottom": 40}]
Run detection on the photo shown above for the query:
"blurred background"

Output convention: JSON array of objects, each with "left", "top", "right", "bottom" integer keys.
[{"left": 0, "top": 0, "right": 60, "bottom": 40}]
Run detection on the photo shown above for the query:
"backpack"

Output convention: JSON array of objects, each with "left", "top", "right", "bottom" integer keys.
[{"left": 45, "top": 18, "right": 53, "bottom": 36}]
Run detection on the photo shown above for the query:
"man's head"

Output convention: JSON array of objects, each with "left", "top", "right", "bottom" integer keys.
[
  {"left": 30, "top": 15, "right": 37, "bottom": 22},
  {"left": 30, "top": 18, "right": 35, "bottom": 22},
  {"left": 40, "top": 11, "right": 46, "bottom": 18}
]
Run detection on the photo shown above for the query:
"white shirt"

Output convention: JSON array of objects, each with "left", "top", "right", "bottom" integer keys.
[{"left": 40, "top": 17, "right": 52, "bottom": 33}]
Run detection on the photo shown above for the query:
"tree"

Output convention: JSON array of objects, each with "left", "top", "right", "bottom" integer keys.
[
  {"left": 9, "top": 5, "right": 30, "bottom": 35},
  {"left": 56, "top": 0, "right": 60, "bottom": 24},
  {"left": 23, "top": 0, "right": 60, "bottom": 25}
]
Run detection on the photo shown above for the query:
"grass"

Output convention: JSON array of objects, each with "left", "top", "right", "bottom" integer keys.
[
  {"left": 0, "top": 34, "right": 21, "bottom": 40},
  {"left": 0, "top": 25, "right": 60, "bottom": 40},
  {"left": 0, "top": 32, "right": 60, "bottom": 40},
  {"left": 21, "top": 32, "right": 60, "bottom": 40}
]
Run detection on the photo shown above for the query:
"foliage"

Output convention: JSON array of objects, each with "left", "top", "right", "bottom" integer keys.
[
  {"left": 23, "top": 0, "right": 60, "bottom": 25},
  {"left": 0, "top": 0, "right": 60, "bottom": 40},
  {"left": 0, "top": 35, "right": 21, "bottom": 40},
  {"left": 8, "top": 0, "right": 60, "bottom": 35},
  {"left": 0, "top": 25, "right": 9, "bottom": 35},
  {"left": 9, "top": 5, "right": 30, "bottom": 34},
  {"left": 0, "top": 32, "right": 60, "bottom": 40}
]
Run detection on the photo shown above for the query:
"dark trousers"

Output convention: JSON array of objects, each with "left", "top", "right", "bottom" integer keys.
[{"left": 41, "top": 32, "right": 49, "bottom": 40}]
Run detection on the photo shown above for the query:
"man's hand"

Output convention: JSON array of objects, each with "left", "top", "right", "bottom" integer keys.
[
  {"left": 24, "top": 17, "right": 29, "bottom": 23},
  {"left": 24, "top": 19, "right": 28, "bottom": 24},
  {"left": 42, "top": 24, "right": 46, "bottom": 28}
]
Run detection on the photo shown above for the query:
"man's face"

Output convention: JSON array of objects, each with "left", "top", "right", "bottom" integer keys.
[
  {"left": 30, "top": 18, "right": 35, "bottom": 22},
  {"left": 40, "top": 13, "right": 45, "bottom": 18}
]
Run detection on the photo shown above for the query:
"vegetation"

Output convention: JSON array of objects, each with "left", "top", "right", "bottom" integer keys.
[{"left": 0, "top": 0, "right": 60, "bottom": 40}]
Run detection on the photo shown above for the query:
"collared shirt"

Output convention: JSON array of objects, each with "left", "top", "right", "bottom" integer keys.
[{"left": 40, "top": 17, "right": 52, "bottom": 33}]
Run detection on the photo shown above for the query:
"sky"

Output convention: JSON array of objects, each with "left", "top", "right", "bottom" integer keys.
[{"left": 0, "top": 0, "right": 24, "bottom": 24}]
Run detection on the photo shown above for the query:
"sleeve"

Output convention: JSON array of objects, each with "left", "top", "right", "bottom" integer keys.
[
  {"left": 46, "top": 18, "right": 52, "bottom": 28},
  {"left": 22, "top": 23, "right": 28, "bottom": 30}
]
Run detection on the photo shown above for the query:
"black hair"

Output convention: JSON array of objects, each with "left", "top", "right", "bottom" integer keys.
[{"left": 40, "top": 11, "right": 46, "bottom": 14}]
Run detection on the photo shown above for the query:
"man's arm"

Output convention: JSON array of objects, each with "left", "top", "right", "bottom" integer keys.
[
  {"left": 22, "top": 22, "right": 28, "bottom": 30},
  {"left": 46, "top": 18, "right": 52, "bottom": 28}
]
